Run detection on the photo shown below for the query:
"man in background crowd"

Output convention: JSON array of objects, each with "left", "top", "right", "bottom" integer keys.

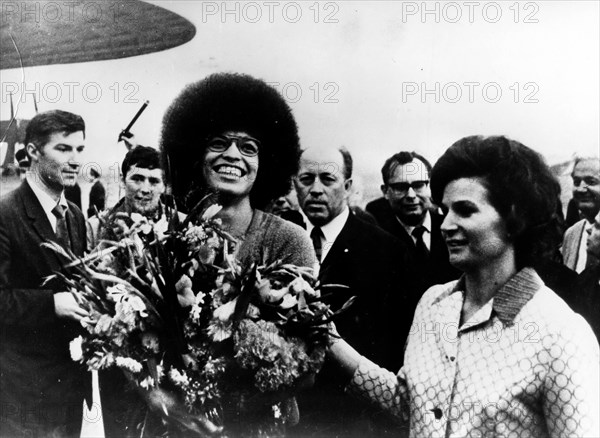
[
  {"left": 562, "top": 157, "right": 600, "bottom": 273},
  {"left": 87, "top": 167, "right": 106, "bottom": 218},
  {"left": 368, "top": 151, "right": 459, "bottom": 289},
  {"left": 87, "top": 145, "right": 167, "bottom": 247}
]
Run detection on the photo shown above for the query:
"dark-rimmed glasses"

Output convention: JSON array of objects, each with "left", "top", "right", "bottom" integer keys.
[
  {"left": 207, "top": 134, "right": 261, "bottom": 157},
  {"left": 387, "top": 180, "right": 429, "bottom": 194}
]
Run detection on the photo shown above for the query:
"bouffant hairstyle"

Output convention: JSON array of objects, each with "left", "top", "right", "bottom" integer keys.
[
  {"left": 160, "top": 72, "right": 300, "bottom": 210},
  {"left": 431, "top": 135, "right": 562, "bottom": 269},
  {"left": 121, "top": 146, "right": 162, "bottom": 179},
  {"left": 25, "top": 110, "right": 85, "bottom": 150},
  {"left": 380, "top": 151, "right": 432, "bottom": 185}
]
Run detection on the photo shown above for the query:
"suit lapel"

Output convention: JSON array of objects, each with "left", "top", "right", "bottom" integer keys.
[
  {"left": 20, "top": 182, "right": 55, "bottom": 244},
  {"left": 320, "top": 214, "right": 353, "bottom": 271}
]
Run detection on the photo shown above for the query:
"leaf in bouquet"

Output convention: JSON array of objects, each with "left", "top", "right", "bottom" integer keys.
[
  {"left": 40, "top": 240, "right": 74, "bottom": 261},
  {"left": 231, "top": 264, "right": 258, "bottom": 331}
]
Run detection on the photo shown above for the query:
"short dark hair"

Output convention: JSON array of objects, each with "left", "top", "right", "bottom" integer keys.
[
  {"left": 121, "top": 146, "right": 162, "bottom": 179},
  {"left": 339, "top": 146, "right": 353, "bottom": 180},
  {"left": 160, "top": 72, "right": 300, "bottom": 210},
  {"left": 381, "top": 151, "right": 432, "bottom": 185},
  {"left": 431, "top": 135, "right": 562, "bottom": 268},
  {"left": 24, "top": 110, "right": 85, "bottom": 151}
]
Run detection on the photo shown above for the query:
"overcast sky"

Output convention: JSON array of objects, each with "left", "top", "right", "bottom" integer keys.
[{"left": 1, "top": 1, "right": 598, "bottom": 196}]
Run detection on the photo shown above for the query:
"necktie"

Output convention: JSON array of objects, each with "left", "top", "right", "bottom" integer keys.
[
  {"left": 52, "top": 204, "right": 72, "bottom": 251},
  {"left": 310, "top": 227, "right": 324, "bottom": 263},
  {"left": 412, "top": 225, "right": 429, "bottom": 261}
]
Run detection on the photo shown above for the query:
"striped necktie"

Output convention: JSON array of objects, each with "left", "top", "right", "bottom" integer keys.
[
  {"left": 52, "top": 204, "right": 72, "bottom": 251},
  {"left": 310, "top": 226, "right": 324, "bottom": 263}
]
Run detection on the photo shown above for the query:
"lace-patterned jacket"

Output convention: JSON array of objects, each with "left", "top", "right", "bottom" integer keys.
[{"left": 347, "top": 268, "right": 600, "bottom": 438}]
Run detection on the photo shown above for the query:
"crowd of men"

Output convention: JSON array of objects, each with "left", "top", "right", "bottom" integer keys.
[{"left": 1, "top": 109, "right": 598, "bottom": 437}]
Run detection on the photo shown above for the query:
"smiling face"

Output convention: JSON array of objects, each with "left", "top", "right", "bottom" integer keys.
[
  {"left": 440, "top": 177, "right": 514, "bottom": 273},
  {"left": 202, "top": 131, "right": 259, "bottom": 201},
  {"left": 28, "top": 131, "right": 85, "bottom": 193},
  {"left": 123, "top": 165, "right": 165, "bottom": 216},
  {"left": 294, "top": 147, "right": 352, "bottom": 226},
  {"left": 572, "top": 158, "right": 600, "bottom": 221}
]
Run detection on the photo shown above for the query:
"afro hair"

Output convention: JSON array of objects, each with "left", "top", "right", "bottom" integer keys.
[{"left": 160, "top": 72, "right": 301, "bottom": 211}]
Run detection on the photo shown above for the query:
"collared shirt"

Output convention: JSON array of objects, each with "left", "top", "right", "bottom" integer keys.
[
  {"left": 346, "top": 268, "right": 600, "bottom": 438},
  {"left": 306, "top": 206, "right": 349, "bottom": 263},
  {"left": 576, "top": 221, "right": 593, "bottom": 273},
  {"left": 397, "top": 210, "right": 432, "bottom": 250},
  {"left": 26, "top": 176, "right": 68, "bottom": 233}
]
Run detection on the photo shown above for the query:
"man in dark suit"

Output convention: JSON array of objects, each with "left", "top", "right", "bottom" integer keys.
[
  {"left": 0, "top": 110, "right": 91, "bottom": 437},
  {"left": 292, "top": 146, "right": 417, "bottom": 437},
  {"left": 573, "top": 210, "right": 600, "bottom": 339},
  {"left": 367, "top": 151, "right": 459, "bottom": 290}
]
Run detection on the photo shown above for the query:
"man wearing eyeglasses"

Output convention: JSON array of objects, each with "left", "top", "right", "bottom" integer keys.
[
  {"left": 562, "top": 157, "right": 600, "bottom": 273},
  {"left": 369, "top": 151, "right": 459, "bottom": 289}
]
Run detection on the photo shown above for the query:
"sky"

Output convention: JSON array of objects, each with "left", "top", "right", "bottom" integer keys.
[{"left": 1, "top": 0, "right": 599, "bottom": 199}]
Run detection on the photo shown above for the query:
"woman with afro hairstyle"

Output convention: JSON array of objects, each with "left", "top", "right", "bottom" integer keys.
[
  {"left": 327, "top": 136, "right": 599, "bottom": 438},
  {"left": 161, "top": 72, "right": 315, "bottom": 270}
]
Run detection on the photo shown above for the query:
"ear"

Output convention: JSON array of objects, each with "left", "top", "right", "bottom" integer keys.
[
  {"left": 26, "top": 143, "right": 40, "bottom": 162},
  {"left": 380, "top": 184, "right": 387, "bottom": 196},
  {"left": 344, "top": 178, "right": 353, "bottom": 193}
]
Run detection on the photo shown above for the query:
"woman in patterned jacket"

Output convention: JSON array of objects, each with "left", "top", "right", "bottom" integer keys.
[{"left": 329, "top": 135, "right": 599, "bottom": 438}]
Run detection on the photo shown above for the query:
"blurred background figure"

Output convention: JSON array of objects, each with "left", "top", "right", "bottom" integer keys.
[
  {"left": 265, "top": 188, "right": 306, "bottom": 229},
  {"left": 64, "top": 180, "right": 82, "bottom": 210},
  {"left": 14, "top": 148, "right": 29, "bottom": 180},
  {"left": 87, "top": 167, "right": 106, "bottom": 218}
]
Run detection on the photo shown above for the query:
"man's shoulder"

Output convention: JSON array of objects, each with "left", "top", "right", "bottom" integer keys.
[
  {"left": 342, "top": 213, "right": 405, "bottom": 251},
  {"left": 0, "top": 183, "right": 27, "bottom": 217}
]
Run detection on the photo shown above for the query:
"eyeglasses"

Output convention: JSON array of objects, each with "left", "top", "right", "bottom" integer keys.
[
  {"left": 207, "top": 134, "right": 261, "bottom": 157},
  {"left": 387, "top": 180, "right": 429, "bottom": 194}
]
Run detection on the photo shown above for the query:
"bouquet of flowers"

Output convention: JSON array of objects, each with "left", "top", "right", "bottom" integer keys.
[{"left": 45, "top": 201, "right": 351, "bottom": 437}]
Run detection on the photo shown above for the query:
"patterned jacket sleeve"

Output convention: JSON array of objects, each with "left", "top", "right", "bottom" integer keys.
[
  {"left": 542, "top": 314, "right": 600, "bottom": 437},
  {"left": 345, "top": 357, "right": 409, "bottom": 423}
]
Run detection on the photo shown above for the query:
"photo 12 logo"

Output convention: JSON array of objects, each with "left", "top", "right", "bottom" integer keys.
[
  {"left": 402, "top": 82, "right": 540, "bottom": 104},
  {"left": 267, "top": 81, "right": 340, "bottom": 104},
  {"left": 198, "top": 2, "right": 340, "bottom": 24},
  {"left": 401, "top": 2, "right": 540, "bottom": 24},
  {"left": 1, "top": 2, "right": 133, "bottom": 24},
  {"left": 2, "top": 81, "right": 141, "bottom": 104}
]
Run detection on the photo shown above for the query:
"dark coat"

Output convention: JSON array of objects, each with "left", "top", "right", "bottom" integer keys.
[
  {"left": 87, "top": 179, "right": 106, "bottom": 218},
  {"left": 292, "top": 212, "right": 419, "bottom": 438},
  {"left": 367, "top": 197, "right": 460, "bottom": 291},
  {"left": 0, "top": 181, "right": 90, "bottom": 437},
  {"left": 573, "top": 265, "right": 600, "bottom": 340}
]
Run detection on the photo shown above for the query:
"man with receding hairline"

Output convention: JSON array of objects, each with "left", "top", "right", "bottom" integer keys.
[
  {"left": 562, "top": 157, "right": 600, "bottom": 273},
  {"left": 292, "top": 146, "right": 418, "bottom": 437}
]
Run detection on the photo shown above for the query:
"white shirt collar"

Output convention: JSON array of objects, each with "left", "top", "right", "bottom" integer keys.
[
  {"left": 307, "top": 206, "right": 350, "bottom": 262},
  {"left": 26, "top": 176, "right": 67, "bottom": 233},
  {"left": 397, "top": 210, "right": 431, "bottom": 235},
  {"left": 26, "top": 176, "right": 67, "bottom": 213}
]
